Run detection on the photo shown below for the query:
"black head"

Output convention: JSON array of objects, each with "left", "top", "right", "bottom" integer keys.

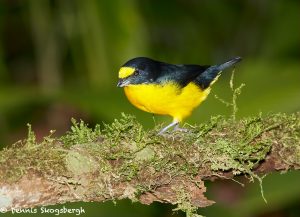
[{"left": 117, "top": 57, "right": 160, "bottom": 87}]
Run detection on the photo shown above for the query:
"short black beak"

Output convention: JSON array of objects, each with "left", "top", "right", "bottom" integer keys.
[
  {"left": 117, "top": 80, "right": 123, "bottom": 87},
  {"left": 117, "top": 79, "right": 130, "bottom": 87}
]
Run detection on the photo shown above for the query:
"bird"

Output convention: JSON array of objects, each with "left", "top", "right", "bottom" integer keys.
[{"left": 117, "top": 56, "right": 242, "bottom": 134}]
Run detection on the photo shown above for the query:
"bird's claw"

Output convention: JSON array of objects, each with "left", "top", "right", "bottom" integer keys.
[{"left": 173, "top": 127, "right": 189, "bottom": 133}]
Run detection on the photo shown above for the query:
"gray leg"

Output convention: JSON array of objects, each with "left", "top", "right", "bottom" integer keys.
[{"left": 158, "top": 121, "right": 179, "bottom": 135}]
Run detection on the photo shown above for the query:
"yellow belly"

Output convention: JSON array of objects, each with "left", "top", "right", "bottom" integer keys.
[{"left": 124, "top": 82, "right": 211, "bottom": 122}]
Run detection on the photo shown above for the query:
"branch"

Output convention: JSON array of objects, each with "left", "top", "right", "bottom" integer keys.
[{"left": 0, "top": 113, "right": 299, "bottom": 216}]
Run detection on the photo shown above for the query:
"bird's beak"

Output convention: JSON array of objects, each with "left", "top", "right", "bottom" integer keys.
[{"left": 117, "top": 78, "right": 130, "bottom": 87}]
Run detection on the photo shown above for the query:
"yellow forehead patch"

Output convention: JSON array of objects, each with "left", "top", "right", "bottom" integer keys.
[{"left": 119, "top": 67, "right": 135, "bottom": 79}]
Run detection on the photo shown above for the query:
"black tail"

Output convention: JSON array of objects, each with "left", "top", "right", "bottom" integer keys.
[
  {"left": 216, "top": 56, "right": 242, "bottom": 71},
  {"left": 195, "top": 56, "right": 242, "bottom": 89}
]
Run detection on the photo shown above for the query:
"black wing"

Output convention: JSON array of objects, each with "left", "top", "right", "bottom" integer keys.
[{"left": 156, "top": 63, "right": 210, "bottom": 87}]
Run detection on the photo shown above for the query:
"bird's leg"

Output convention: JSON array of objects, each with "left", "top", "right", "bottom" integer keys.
[{"left": 158, "top": 120, "right": 179, "bottom": 135}]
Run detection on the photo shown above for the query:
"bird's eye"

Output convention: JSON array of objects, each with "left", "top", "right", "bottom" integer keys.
[{"left": 134, "top": 70, "right": 139, "bottom": 76}]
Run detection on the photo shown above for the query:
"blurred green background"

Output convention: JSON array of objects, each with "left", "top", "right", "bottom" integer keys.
[{"left": 0, "top": 0, "right": 299, "bottom": 216}]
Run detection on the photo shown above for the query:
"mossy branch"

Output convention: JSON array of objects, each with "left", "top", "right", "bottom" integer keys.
[{"left": 0, "top": 112, "right": 300, "bottom": 217}]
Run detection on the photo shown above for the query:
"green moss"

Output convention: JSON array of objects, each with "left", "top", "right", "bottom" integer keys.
[
  {"left": 66, "top": 150, "right": 98, "bottom": 176},
  {"left": 173, "top": 187, "right": 200, "bottom": 217},
  {"left": 0, "top": 128, "right": 67, "bottom": 182},
  {"left": 61, "top": 118, "right": 101, "bottom": 146},
  {"left": 135, "top": 146, "right": 155, "bottom": 161},
  {"left": 26, "top": 123, "right": 37, "bottom": 146}
]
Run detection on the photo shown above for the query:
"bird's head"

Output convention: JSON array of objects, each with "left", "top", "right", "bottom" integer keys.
[{"left": 117, "top": 57, "right": 158, "bottom": 87}]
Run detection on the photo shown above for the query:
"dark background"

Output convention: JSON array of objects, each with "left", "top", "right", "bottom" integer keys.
[{"left": 0, "top": 0, "right": 299, "bottom": 216}]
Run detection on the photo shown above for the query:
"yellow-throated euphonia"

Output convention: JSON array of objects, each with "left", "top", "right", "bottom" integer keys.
[{"left": 117, "top": 57, "right": 242, "bottom": 134}]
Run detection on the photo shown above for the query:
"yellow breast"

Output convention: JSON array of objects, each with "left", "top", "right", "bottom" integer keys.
[{"left": 124, "top": 82, "right": 210, "bottom": 122}]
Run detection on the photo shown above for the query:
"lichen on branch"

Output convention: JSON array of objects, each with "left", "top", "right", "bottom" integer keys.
[{"left": 0, "top": 112, "right": 299, "bottom": 217}]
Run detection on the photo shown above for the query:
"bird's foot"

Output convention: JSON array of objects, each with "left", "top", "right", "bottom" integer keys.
[
  {"left": 157, "top": 121, "right": 179, "bottom": 135},
  {"left": 173, "top": 125, "right": 189, "bottom": 133},
  {"left": 158, "top": 121, "right": 190, "bottom": 135}
]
